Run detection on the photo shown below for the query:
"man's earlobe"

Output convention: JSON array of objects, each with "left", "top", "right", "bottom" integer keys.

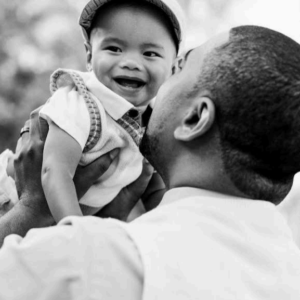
[
  {"left": 85, "top": 42, "right": 93, "bottom": 71},
  {"left": 174, "top": 97, "right": 215, "bottom": 141}
]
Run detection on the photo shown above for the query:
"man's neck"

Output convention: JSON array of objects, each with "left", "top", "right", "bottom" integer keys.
[{"left": 167, "top": 154, "right": 248, "bottom": 199}]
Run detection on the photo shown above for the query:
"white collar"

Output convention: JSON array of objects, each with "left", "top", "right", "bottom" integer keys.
[
  {"left": 79, "top": 71, "right": 134, "bottom": 120},
  {"left": 158, "top": 187, "right": 293, "bottom": 237},
  {"left": 160, "top": 187, "right": 277, "bottom": 212}
]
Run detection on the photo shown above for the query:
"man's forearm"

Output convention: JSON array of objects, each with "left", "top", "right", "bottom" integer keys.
[{"left": 0, "top": 197, "right": 53, "bottom": 247}]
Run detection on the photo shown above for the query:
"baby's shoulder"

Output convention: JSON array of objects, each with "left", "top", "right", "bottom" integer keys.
[{"left": 50, "top": 68, "right": 87, "bottom": 94}]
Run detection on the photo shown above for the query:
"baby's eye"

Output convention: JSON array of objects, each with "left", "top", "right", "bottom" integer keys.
[
  {"left": 144, "top": 51, "right": 161, "bottom": 58},
  {"left": 106, "top": 46, "right": 122, "bottom": 53}
]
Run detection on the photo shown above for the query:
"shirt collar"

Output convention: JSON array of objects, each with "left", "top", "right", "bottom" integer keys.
[
  {"left": 156, "top": 187, "right": 293, "bottom": 241},
  {"left": 161, "top": 187, "right": 238, "bottom": 205},
  {"left": 79, "top": 71, "right": 134, "bottom": 120},
  {"left": 160, "top": 187, "right": 277, "bottom": 212}
]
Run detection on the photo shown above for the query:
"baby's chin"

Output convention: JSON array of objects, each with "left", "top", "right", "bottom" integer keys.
[
  {"left": 113, "top": 90, "right": 151, "bottom": 111},
  {"left": 109, "top": 81, "right": 153, "bottom": 109}
]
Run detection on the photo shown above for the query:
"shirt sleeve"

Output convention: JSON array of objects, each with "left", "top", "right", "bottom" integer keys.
[
  {"left": 0, "top": 149, "right": 19, "bottom": 206},
  {"left": 277, "top": 172, "right": 300, "bottom": 248},
  {"left": 39, "top": 86, "right": 91, "bottom": 150},
  {"left": 0, "top": 216, "right": 143, "bottom": 300}
]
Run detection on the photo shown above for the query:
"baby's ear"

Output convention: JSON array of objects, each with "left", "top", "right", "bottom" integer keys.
[
  {"left": 84, "top": 42, "right": 93, "bottom": 71},
  {"left": 171, "top": 56, "right": 182, "bottom": 76}
]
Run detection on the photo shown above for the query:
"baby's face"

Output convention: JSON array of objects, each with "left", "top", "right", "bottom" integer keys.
[{"left": 87, "top": 4, "right": 177, "bottom": 108}]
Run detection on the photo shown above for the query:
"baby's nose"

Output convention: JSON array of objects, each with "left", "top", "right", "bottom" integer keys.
[{"left": 119, "top": 54, "right": 143, "bottom": 71}]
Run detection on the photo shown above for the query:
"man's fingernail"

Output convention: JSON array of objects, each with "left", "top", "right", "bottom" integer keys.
[
  {"left": 144, "top": 158, "right": 150, "bottom": 164},
  {"left": 110, "top": 149, "right": 120, "bottom": 160}
]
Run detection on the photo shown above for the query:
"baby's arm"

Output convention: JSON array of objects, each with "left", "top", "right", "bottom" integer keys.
[{"left": 42, "top": 122, "right": 82, "bottom": 223}]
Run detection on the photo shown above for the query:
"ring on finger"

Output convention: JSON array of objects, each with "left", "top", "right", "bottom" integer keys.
[{"left": 20, "top": 126, "right": 30, "bottom": 136}]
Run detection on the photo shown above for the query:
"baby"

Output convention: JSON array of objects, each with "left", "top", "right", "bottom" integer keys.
[{"left": 16, "top": 0, "right": 185, "bottom": 222}]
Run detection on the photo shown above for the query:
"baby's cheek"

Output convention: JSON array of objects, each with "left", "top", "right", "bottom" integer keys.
[{"left": 155, "top": 67, "right": 172, "bottom": 89}]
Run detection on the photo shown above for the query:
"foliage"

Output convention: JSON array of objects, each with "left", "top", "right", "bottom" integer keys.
[
  {"left": 5, "top": 0, "right": 292, "bottom": 153},
  {"left": 0, "top": 0, "right": 87, "bottom": 152}
]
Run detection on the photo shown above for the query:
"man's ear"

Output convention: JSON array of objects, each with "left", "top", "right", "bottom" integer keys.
[
  {"left": 85, "top": 42, "right": 93, "bottom": 71},
  {"left": 174, "top": 97, "right": 215, "bottom": 141}
]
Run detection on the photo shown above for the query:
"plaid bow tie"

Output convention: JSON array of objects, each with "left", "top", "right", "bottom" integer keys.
[{"left": 117, "top": 109, "right": 145, "bottom": 146}]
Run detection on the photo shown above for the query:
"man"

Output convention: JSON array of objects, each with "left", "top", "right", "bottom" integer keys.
[{"left": 1, "top": 25, "right": 300, "bottom": 299}]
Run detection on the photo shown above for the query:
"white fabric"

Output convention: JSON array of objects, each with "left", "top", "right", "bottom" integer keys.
[
  {"left": 0, "top": 150, "right": 18, "bottom": 207},
  {"left": 82, "top": 71, "right": 134, "bottom": 120},
  {"left": 0, "top": 216, "right": 143, "bottom": 300},
  {"left": 39, "top": 71, "right": 143, "bottom": 208},
  {"left": 121, "top": 188, "right": 300, "bottom": 300},
  {"left": 1, "top": 188, "right": 300, "bottom": 299},
  {"left": 278, "top": 172, "right": 300, "bottom": 248}
]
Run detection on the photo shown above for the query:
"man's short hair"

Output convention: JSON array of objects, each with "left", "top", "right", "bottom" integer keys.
[{"left": 200, "top": 25, "right": 300, "bottom": 203}]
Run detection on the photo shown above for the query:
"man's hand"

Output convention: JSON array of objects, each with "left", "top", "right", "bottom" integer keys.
[
  {"left": 14, "top": 109, "right": 52, "bottom": 224},
  {"left": 0, "top": 109, "right": 52, "bottom": 246},
  {"left": 14, "top": 108, "right": 115, "bottom": 227},
  {"left": 141, "top": 171, "right": 166, "bottom": 212},
  {"left": 13, "top": 106, "right": 159, "bottom": 229},
  {"left": 74, "top": 149, "right": 119, "bottom": 200},
  {"left": 95, "top": 159, "right": 154, "bottom": 221}
]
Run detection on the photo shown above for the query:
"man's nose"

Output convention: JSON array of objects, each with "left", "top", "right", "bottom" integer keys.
[{"left": 119, "top": 54, "right": 143, "bottom": 71}]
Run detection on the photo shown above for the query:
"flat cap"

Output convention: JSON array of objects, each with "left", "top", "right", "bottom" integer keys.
[{"left": 79, "top": 0, "right": 185, "bottom": 53}]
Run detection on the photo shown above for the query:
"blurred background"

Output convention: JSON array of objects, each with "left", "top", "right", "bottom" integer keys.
[{"left": 0, "top": 0, "right": 300, "bottom": 152}]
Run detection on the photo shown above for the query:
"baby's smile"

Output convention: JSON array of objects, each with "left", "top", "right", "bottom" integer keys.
[
  {"left": 88, "top": 0, "right": 177, "bottom": 107},
  {"left": 114, "top": 76, "right": 146, "bottom": 90}
]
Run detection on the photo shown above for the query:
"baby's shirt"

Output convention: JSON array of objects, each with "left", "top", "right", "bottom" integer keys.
[
  {"left": 0, "top": 150, "right": 18, "bottom": 213},
  {"left": 39, "top": 69, "right": 144, "bottom": 210}
]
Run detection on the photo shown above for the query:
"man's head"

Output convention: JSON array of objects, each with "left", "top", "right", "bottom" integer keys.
[
  {"left": 79, "top": 0, "right": 184, "bottom": 109},
  {"left": 141, "top": 25, "right": 300, "bottom": 203}
]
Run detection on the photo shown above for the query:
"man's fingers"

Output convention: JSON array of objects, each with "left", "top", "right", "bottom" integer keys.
[
  {"left": 96, "top": 158, "right": 153, "bottom": 220},
  {"left": 20, "top": 120, "right": 31, "bottom": 144},
  {"left": 74, "top": 149, "right": 119, "bottom": 200},
  {"left": 39, "top": 118, "right": 49, "bottom": 141},
  {"left": 141, "top": 171, "right": 166, "bottom": 212},
  {"left": 90, "top": 149, "right": 119, "bottom": 177},
  {"left": 23, "top": 120, "right": 31, "bottom": 130},
  {"left": 29, "top": 106, "right": 44, "bottom": 139},
  {"left": 124, "top": 159, "right": 154, "bottom": 199}
]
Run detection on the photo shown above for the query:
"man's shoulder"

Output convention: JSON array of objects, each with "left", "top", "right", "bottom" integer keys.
[
  {"left": 59, "top": 215, "right": 129, "bottom": 236},
  {"left": 0, "top": 216, "right": 143, "bottom": 300}
]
